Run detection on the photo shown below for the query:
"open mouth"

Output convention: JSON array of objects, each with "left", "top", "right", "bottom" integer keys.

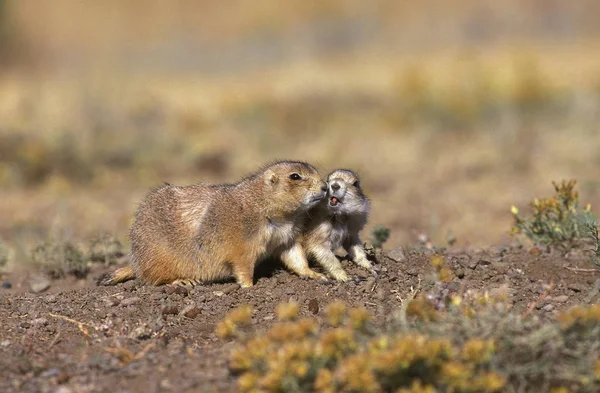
[{"left": 329, "top": 196, "right": 340, "bottom": 207}]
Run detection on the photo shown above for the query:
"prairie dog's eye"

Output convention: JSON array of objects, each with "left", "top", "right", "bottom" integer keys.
[
  {"left": 352, "top": 181, "right": 360, "bottom": 188},
  {"left": 289, "top": 173, "right": 302, "bottom": 180}
]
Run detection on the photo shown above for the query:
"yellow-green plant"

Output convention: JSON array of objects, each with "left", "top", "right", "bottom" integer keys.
[
  {"left": 511, "top": 180, "right": 597, "bottom": 249},
  {"left": 219, "top": 255, "right": 600, "bottom": 393}
]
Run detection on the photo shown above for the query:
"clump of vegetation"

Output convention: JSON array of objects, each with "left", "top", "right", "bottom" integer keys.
[
  {"left": 88, "top": 233, "right": 124, "bottom": 266},
  {"left": 31, "top": 241, "right": 88, "bottom": 279},
  {"left": 0, "top": 240, "right": 9, "bottom": 270},
  {"left": 219, "top": 255, "right": 600, "bottom": 392},
  {"left": 584, "top": 220, "right": 600, "bottom": 268},
  {"left": 370, "top": 225, "right": 391, "bottom": 249},
  {"left": 510, "top": 179, "right": 597, "bottom": 250},
  {"left": 30, "top": 233, "right": 125, "bottom": 279}
]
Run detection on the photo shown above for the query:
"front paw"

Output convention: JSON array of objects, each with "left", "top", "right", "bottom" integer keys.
[{"left": 330, "top": 269, "right": 350, "bottom": 282}]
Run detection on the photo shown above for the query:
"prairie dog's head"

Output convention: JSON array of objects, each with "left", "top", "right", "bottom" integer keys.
[
  {"left": 326, "top": 169, "right": 369, "bottom": 216},
  {"left": 263, "top": 161, "right": 327, "bottom": 215}
]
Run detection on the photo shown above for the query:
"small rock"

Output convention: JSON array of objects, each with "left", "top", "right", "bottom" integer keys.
[
  {"left": 467, "top": 259, "right": 479, "bottom": 269},
  {"left": 181, "top": 304, "right": 201, "bottom": 319},
  {"left": 455, "top": 269, "right": 465, "bottom": 279},
  {"left": 222, "top": 284, "right": 240, "bottom": 295},
  {"left": 30, "top": 277, "right": 51, "bottom": 294},
  {"left": 32, "top": 318, "right": 48, "bottom": 326},
  {"left": 173, "top": 286, "right": 188, "bottom": 297},
  {"left": 554, "top": 295, "right": 570, "bottom": 303},
  {"left": 104, "top": 297, "right": 120, "bottom": 307},
  {"left": 164, "top": 286, "right": 176, "bottom": 295},
  {"left": 213, "top": 291, "right": 225, "bottom": 297},
  {"left": 151, "top": 316, "right": 165, "bottom": 332},
  {"left": 54, "top": 385, "right": 73, "bottom": 393},
  {"left": 568, "top": 283, "right": 586, "bottom": 293},
  {"left": 366, "top": 276, "right": 377, "bottom": 287},
  {"left": 262, "top": 315, "right": 275, "bottom": 321},
  {"left": 308, "top": 299, "right": 319, "bottom": 314},
  {"left": 387, "top": 246, "right": 406, "bottom": 262},
  {"left": 2, "top": 281, "right": 11, "bottom": 289},
  {"left": 131, "top": 325, "right": 152, "bottom": 340},
  {"left": 160, "top": 378, "right": 172, "bottom": 390},
  {"left": 150, "top": 292, "right": 166, "bottom": 301},
  {"left": 121, "top": 297, "right": 141, "bottom": 307},
  {"left": 41, "top": 368, "right": 61, "bottom": 378},
  {"left": 161, "top": 305, "right": 179, "bottom": 316},
  {"left": 195, "top": 295, "right": 207, "bottom": 303},
  {"left": 1, "top": 340, "right": 11, "bottom": 347},
  {"left": 542, "top": 304, "right": 555, "bottom": 312},
  {"left": 122, "top": 280, "right": 136, "bottom": 291},
  {"left": 44, "top": 294, "right": 58, "bottom": 303}
]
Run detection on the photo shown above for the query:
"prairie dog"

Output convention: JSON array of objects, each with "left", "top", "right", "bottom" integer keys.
[
  {"left": 300, "top": 169, "right": 374, "bottom": 282},
  {"left": 97, "top": 161, "right": 329, "bottom": 288}
]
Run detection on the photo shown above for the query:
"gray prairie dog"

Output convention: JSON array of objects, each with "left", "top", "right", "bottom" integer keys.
[
  {"left": 300, "top": 169, "right": 375, "bottom": 282},
  {"left": 97, "top": 160, "right": 329, "bottom": 288}
]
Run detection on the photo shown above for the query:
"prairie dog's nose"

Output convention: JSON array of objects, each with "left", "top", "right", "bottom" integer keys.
[{"left": 330, "top": 182, "right": 341, "bottom": 191}]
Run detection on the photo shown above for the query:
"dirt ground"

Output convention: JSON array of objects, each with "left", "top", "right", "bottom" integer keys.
[{"left": 2, "top": 244, "right": 600, "bottom": 393}]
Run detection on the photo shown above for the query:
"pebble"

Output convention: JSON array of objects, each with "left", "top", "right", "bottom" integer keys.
[
  {"left": 554, "top": 295, "right": 570, "bottom": 303},
  {"left": 161, "top": 305, "right": 179, "bottom": 316},
  {"left": 1, "top": 340, "right": 11, "bottom": 347},
  {"left": 387, "top": 246, "right": 406, "bottom": 262},
  {"left": 181, "top": 304, "right": 201, "bottom": 319},
  {"left": 150, "top": 292, "right": 166, "bottom": 301},
  {"left": 222, "top": 284, "right": 240, "bottom": 295},
  {"left": 542, "top": 304, "right": 555, "bottom": 312},
  {"left": 131, "top": 325, "right": 152, "bottom": 340},
  {"left": 2, "top": 281, "right": 11, "bottom": 289},
  {"left": 308, "top": 299, "right": 319, "bottom": 314},
  {"left": 164, "top": 286, "right": 177, "bottom": 295},
  {"left": 45, "top": 294, "right": 58, "bottom": 303},
  {"left": 41, "top": 368, "right": 61, "bottom": 378},
  {"left": 467, "top": 259, "right": 479, "bottom": 269},
  {"left": 173, "top": 286, "right": 188, "bottom": 297},
  {"left": 54, "top": 386, "right": 73, "bottom": 393},
  {"left": 121, "top": 297, "right": 141, "bottom": 307},
  {"left": 32, "top": 317, "right": 48, "bottom": 326},
  {"left": 568, "top": 283, "right": 586, "bottom": 293},
  {"left": 122, "top": 280, "right": 136, "bottom": 291},
  {"left": 104, "top": 298, "right": 121, "bottom": 307},
  {"left": 455, "top": 269, "right": 465, "bottom": 279},
  {"left": 30, "top": 277, "right": 51, "bottom": 294}
]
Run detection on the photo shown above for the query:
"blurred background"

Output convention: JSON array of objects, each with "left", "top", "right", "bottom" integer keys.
[{"left": 1, "top": 0, "right": 600, "bottom": 266}]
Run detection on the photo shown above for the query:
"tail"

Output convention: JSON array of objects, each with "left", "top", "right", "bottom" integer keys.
[{"left": 96, "top": 266, "right": 136, "bottom": 286}]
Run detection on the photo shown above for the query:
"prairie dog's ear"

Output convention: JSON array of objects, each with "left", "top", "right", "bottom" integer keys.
[{"left": 264, "top": 170, "right": 278, "bottom": 185}]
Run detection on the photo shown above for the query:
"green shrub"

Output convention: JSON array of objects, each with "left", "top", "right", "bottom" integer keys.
[
  {"left": 370, "top": 225, "right": 391, "bottom": 249},
  {"left": 31, "top": 241, "right": 88, "bottom": 279},
  {"left": 511, "top": 179, "right": 597, "bottom": 250}
]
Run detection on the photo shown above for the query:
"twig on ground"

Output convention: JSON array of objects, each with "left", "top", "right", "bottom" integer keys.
[{"left": 521, "top": 280, "right": 554, "bottom": 318}]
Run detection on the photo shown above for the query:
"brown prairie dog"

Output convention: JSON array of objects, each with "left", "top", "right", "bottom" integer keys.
[
  {"left": 300, "top": 169, "right": 374, "bottom": 282},
  {"left": 97, "top": 160, "right": 329, "bottom": 288}
]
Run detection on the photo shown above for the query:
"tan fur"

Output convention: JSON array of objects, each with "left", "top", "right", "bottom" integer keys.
[
  {"left": 97, "top": 160, "right": 328, "bottom": 288},
  {"left": 300, "top": 169, "right": 374, "bottom": 282}
]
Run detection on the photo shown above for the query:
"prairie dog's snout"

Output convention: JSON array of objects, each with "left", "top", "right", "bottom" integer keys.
[{"left": 328, "top": 179, "right": 347, "bottom": 198}]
